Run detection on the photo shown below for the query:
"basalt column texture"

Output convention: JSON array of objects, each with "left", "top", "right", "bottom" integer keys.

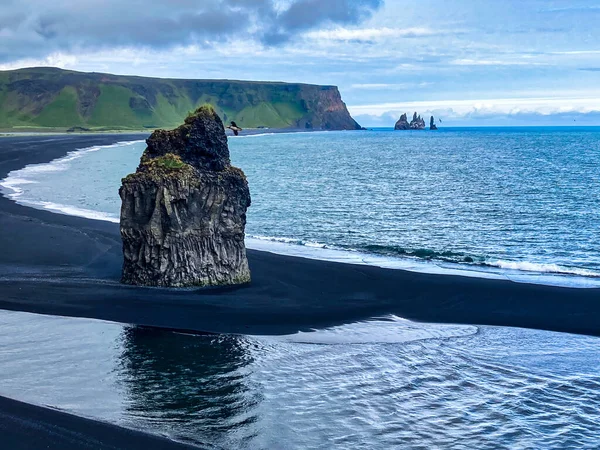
[{"left": 119, "top": 106, "right": 251, "bottom": 287}]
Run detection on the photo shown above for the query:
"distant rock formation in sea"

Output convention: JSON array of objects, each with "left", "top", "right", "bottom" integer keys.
[
  {"left": 394, "top": 113, "right": 410, "bottom": 130},
  {"left": 394, "top": 112, "right": 427, "bottom": 130},
  {"left": 430, "top": 116, "right": 438, "bottom": 130},
  {"left": 119, "top": 105, "right": 251, "bottom": 287},
  {"left": 410, "top": 112, "right": 426, "bottom": 129}
]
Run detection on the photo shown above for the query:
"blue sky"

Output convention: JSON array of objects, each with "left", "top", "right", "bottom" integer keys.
[{"left": 2, "top": 0, "right": 600, "bottom": 126}]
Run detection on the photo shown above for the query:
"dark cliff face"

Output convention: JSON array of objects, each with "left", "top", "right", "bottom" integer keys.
[
  {"left": 119, "top": 106, "right": 251, "bottom": 287},
  {"left": 0, "top": 67, "right": 362, "bottom": 131},
  {"left": 296, "top": 86, "right": 362, "bottom": 130}
]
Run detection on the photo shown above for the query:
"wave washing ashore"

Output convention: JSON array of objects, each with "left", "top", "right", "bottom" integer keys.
[
  {"left": 1, "top": 134, "right": 600, "bottom": 448},
  {"left": 3, "top": 128, "right": 600, "bottom": 288}
]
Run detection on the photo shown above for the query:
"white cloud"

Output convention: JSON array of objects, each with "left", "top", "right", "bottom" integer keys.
[
  {"left": 450, "top": 58, "right": 548, "bottom": 66},
  {"left": 304, "top": 26, "right": 455, "bottom": 41},
  {"left": 550, "top": 50, "right": 600, "bottom": 55},
  {"left": 0, "top": 52, "right": 79, "bottom": 71},
  {"left": 350, "top": 82, "right": 432, "bottom": 90},
  {"left": 348, "top": 96, "right": 600, "bottom": 118}
]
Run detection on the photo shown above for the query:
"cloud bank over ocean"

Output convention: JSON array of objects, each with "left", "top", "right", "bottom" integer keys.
[{"left": 351, "top": 95, "right": 600, "bottom": 127}]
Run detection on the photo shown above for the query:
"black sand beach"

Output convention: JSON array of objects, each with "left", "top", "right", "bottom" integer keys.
[
  {"left": 0, "top": 134, "right": 599, "bottom": 337},
  {"left": 1, "top": 134, "right": 600, "bottom": 448}
]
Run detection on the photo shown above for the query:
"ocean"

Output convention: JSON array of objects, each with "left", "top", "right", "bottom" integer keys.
[
  {"left": 3, "top": 127, "right": 600, "bottom": 286},
  {"left": 1, "top": 128, "right": 600, "bottom": 448}
]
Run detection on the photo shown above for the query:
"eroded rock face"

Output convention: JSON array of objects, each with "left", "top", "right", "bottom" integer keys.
[
  {"left": 119, "top": 106, "right": 251, "bottom": 287},
  {"left": 394, "top": 113, "right": 410, "bottom": 130},
  {"left": 395, "top": 112, "right": 428, "bottom": 130},
  {"left": 409, "top": 112, "right": 426, "bottom": 130}
]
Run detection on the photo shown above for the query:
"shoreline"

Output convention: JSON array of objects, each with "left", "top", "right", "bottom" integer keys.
[
  {"left": 0, "top": 134, "right": 599, "bottom": 337},
  {"left": 5, "top": 135, "right": 598, "bottom": 288},
  {"left": 1, "top": 134, "right": 600, "bottom": 448},
  {"left": 0, "top": 127, "right": 333, "bottom": 137}
]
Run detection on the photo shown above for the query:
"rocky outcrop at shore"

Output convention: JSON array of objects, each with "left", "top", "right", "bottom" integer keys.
[{"left": 119, "top": 105, "right": 251, "bottom": 287}]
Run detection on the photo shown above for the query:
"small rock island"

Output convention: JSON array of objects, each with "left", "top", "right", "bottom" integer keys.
[
  {"left": 394, "top": 113, "right": 410, "bottom": 130},
  {"left": 395, "top": 112, "right": 427, "bottom": 130},
  {"left": 119, "top": 105, "right": 251, "bottom": 287},
  {"left": 430, "top": 116, "right": 438, "bottom": 130}
]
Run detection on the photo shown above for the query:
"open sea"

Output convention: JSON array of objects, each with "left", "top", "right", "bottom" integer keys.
[{"left": 1, "top": 127, "right": 600, "bottom": 448}]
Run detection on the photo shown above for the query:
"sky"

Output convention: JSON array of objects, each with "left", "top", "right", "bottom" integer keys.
[{"left": 1, "top": 0, "right": 600, "bottom": 126}]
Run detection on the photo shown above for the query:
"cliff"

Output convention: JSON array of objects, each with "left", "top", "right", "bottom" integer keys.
[
  {"left": 119, "top": 105, "right": 251, "bottom": 287},
  {"left": 0, "top": 67, "right": 361, "bottom": 131}
]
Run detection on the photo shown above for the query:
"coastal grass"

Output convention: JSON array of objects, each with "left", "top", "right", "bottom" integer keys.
[
  {"left": 33, "top": 87, "right": 83, "bottom": 128},
  {"left": 0, "top": 67, "right": 353, "bottom": 131},
  {"left": 89, "top": 85, "right": 148, "bottom": 128}
]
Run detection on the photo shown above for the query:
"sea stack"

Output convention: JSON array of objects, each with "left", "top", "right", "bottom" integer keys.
[
  {"left": 395, "top": 112, "right": 426, "bottom": 130},
  {"left": 119, "top": 105, "right": 251, "bottom": 287},
  {"left": 409, "top": 112, "right": 426, "bottom": 130},
  {"left": 430, "top": 116, "right": 438, "bottom": 130},
  {"left": 394, "top": 113, "right": 410, "bottom": 130}
]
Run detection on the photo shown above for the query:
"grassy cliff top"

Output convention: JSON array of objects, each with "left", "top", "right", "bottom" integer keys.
[{"left": 0, "top": 67, "right": 360, "bottom": 132}]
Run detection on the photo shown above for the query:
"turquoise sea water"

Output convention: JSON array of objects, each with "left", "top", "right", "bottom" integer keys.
[
  {"left": 3, "top": 127, "right": 600, "bottom": 286},
  {"left": 1, "top": 129, "right": 600, "bottom": 448}
]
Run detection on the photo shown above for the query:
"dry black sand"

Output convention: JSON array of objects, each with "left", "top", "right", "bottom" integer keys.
[{"left": 0, "top": 134, "right": 599, "bottom": 448}]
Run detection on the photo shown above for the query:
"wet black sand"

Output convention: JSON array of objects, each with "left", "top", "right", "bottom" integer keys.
[
  {"left": 0, "top": 396, "right": 198, "bottom": 449},
  {"left": 0, "top": 134, "right": 599, "bottom": 448}
]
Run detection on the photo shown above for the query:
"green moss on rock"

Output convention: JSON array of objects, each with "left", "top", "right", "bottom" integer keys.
[{"left": 145, "top": 153, "right": 187, "bottom": 170}]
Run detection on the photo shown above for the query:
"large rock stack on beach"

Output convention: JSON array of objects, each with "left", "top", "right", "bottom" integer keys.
[{"left": 119, "top": 105, "right": 251, "bottom": 287}]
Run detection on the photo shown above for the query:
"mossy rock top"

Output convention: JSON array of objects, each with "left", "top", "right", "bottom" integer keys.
[
  {"left": 142, "top": 103, "right": 231, "bottom": 172},
  {"left": 122, "top": 153, "right": 194, "bottom": 183}
]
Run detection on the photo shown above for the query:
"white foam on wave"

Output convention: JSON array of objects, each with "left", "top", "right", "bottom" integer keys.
[
  {"left": 249, "top": 235, "right": 328, "bottom": 248},
  {"left": 486, "top": 259, "right": 600, "bottom": 278},
  {"left": 245, "top": 236, "right": 600, "bottom": 288},
  {"left": 246, "top": 236, "right": 507, "bottom": 279},
  {"left": 29, "top": 200, "right": 120, "bottom": 223},
  {"left": 231, "top": 132, "right": 277, "bottom": 138},
  {"left": 0, "top": 177, "right": 37, "bottom": 198},
  {"left": 263, "top": 315, "right": 478, "bottom": 345}
]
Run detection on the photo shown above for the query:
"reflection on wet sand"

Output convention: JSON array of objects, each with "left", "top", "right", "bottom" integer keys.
[{"left": 117, "top": 327, "right": 262, "bottom": 447}]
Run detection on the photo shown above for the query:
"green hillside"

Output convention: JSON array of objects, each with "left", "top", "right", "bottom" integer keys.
[{"left": 0, "top": 67, "right": 361, "bottom": 131}]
